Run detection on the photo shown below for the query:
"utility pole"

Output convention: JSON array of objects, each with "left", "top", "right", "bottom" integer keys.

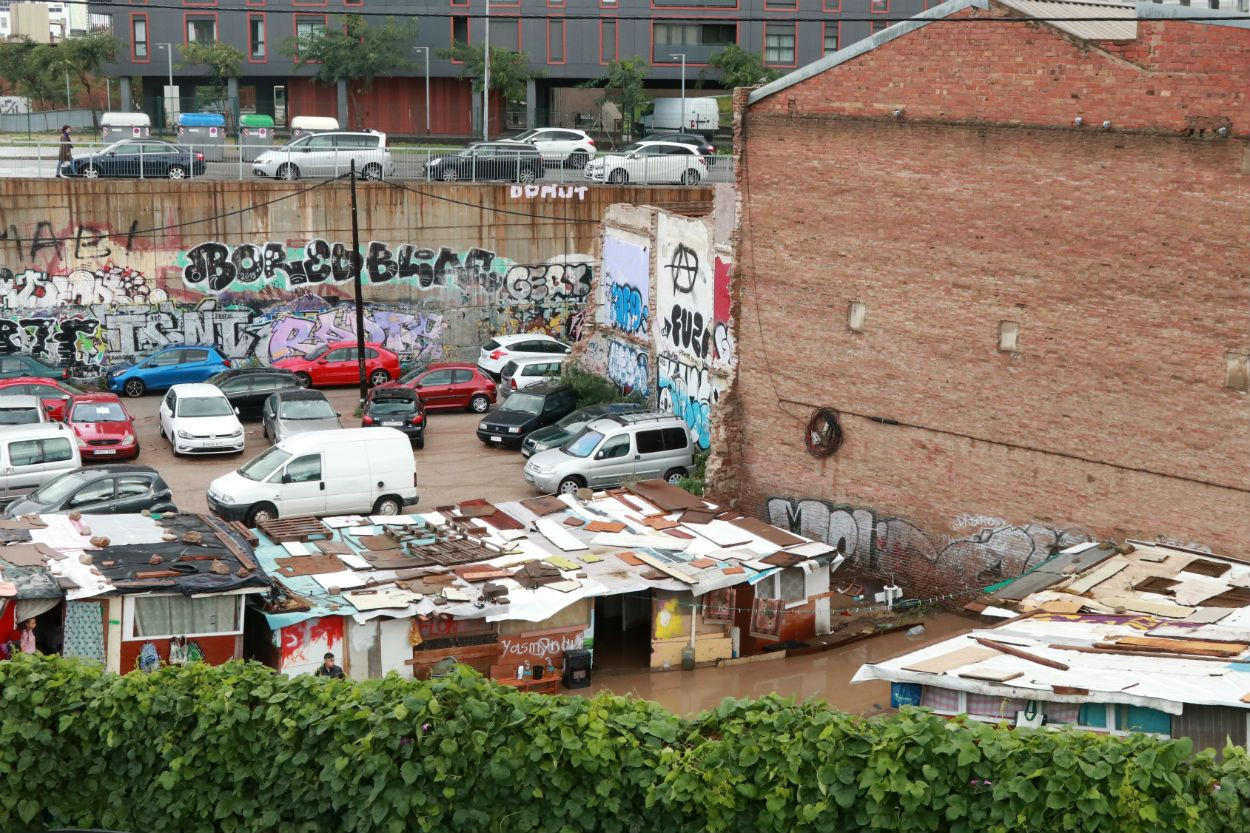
[
  {"left": 349, "top": 159, "right": 368, "bottom": 408},
  {"left": 482, "top": 0, "right": 490, "bottom": 141},
  {"left": 413, "top": 47, "right": 430, "bottom": 135},
  {"left": 671, "top": 53, "right": 687, "bottom": 131}
]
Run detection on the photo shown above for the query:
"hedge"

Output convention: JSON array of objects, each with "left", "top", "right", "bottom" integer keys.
[{"left": 2, "top": 654, "right": 1249, "bottom": 833}]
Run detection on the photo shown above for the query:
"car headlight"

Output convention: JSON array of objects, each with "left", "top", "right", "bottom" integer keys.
[
  {"left": 531, "top": 441, "right": 551, "bottom": 451},
  {"left": 428, "top": 157, "right": 442, "bottom": 166},
  {"left": 508, "top": 426, "right": 521, "bottom": 434},
  {"left": 120, "top": 432, "right": 135, "bottom": 446},
  {"left": 213, "top": 491, "right": 235, "bottom": 504},
  {"left": 176, "top": 430, "right": 193, "bottom": 439},
  {"left": 230, "top": 428, "right": 243, "bottom": 438},
  {"left": 530, "top": 463, "right": 554, "bottom": 474}
]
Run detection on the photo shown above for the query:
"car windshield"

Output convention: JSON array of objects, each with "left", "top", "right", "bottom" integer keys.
[
  {"left": 31, "top": 470, "right": 94, "bottom": 504},
  {"left": 500, "top": 393, "right": 544, "bottom": 415},
  {"left": 0, "top": 406, "right": 39, "bottom": 425},
  {"left": 71, "top": 402, "right": 128, "bottom": 422},
  {"left": 562, "top": 428, "right": 604, "bottom": 458},
  {"left": 304, "top": 345, "right": 329, "bottom": 361},
  {"left": 554, "top": 410, "right": 593, "bottom": 431},
  {"left": 239, "top": 446, "right": 292, "bottom": 482},
  {"left": 369, "top": 399, "right": 415, "bottom": 416},
  {"left": 178, "top": 397, "right": 233, "bottom": 417},
  {"left": 513, "top": 130, "right": 540, "bottom": 142},
  {"left": 619, "top": 143, "right": 644, "bottom": 155},
  {"left": 398, "top": 366, "right": 428, "bottom": 385},
  {"left": 279, "top": 398, "right": 335, "bottom": 420}
]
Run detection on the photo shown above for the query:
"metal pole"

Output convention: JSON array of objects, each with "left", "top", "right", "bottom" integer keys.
[
  {"left": 349, "top": 159, "right": 367, "bottom": 409},
  {"left": 106, "top": 77, "right": 111, "bottom": 111},
  {"left": 671, "top": 54, "right": 687, "bottom": 131},
  {"left": 482, "top": 0, "right": 490, "bottom": 141},
  {"left": 424, "top": 48, "right": 431, "bottom": 136},
  {"left": 64, "top": 70, "right": 71, "bottom": 110}
]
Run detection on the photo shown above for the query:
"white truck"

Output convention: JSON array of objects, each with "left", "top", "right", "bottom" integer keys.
[{"left": 639, "top": 97, "right": 720, "bottom": 138}]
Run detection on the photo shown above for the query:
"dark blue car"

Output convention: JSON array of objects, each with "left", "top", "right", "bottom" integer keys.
[
  {"left": 105, "top": 345, "right": 231, "bottom": 398},
  {"left": 63, "top": 139, "right": 207, "bottom": 180}
]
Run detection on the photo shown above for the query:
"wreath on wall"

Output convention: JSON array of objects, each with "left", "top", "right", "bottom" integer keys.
[{"left": 805, "top": 408, "right": 844, "bottom": 458}]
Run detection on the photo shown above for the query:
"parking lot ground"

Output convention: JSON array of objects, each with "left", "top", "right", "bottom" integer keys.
[{"left": 122, "top": 385, "right": 536, "bottom": 514}]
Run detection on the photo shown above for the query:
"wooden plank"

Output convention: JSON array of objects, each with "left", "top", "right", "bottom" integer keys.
[
  {"left": 1145, "top": 625, "right": 1250, "bottom": 644},
  {"left": 957, "top": 668, "right": 1024, "bottom": 683},
  {"left": 1039, "top": 599, "right": 1085, "bottom": 613},
  {"left": 1065, "top": 558, "right": 1128, "bottom": 594},
  {"left": 1099, "top": 596, "right": 1196, "bottom": 618},
  {"left": 975, "top": 637, "right": 1070, "bottom": 671},
  {"left": 1052, "top": 644, "right": 1230, "bottom": 664},
  {"left": 901, "top": 646, "right": 997, "bottom": 674},
  {"left": 1112, "top": 636, "right": 1248, "bottom": 657},
  {"left": 633, "top": 551, "right": 696, "bottom": 584}
]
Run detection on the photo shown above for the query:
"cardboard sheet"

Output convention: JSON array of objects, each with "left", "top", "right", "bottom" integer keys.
[
  {"left": 902, "top": 646, "right": 998, "bottom": 674},
  {"left": 592, "top": 532, "right": 690, "bottom": 551}
]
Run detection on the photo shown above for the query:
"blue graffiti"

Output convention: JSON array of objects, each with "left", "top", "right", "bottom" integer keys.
[
  {"left": 608, "top": 283, "right": 648, "bottom": 335},
  {"left": 657, "top": 355, "right": 719, "bottom": 449}
]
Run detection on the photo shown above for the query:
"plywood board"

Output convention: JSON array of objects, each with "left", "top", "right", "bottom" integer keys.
[
  {"left": 902, "top": 646, "right": 998, "bottom": 674},
  {"left": 634, "top": 551, "right": 696, "bottom": 584},
  {"left": 592, "top": 532, "right": 690, "bottom": 551},
  {"left": 1146, "top": 624, "right": 1250, "bottom": 643},
  {"left": 1114, "top": 636, "right": 1248, "bottom": 657},
  {"left": 1065, "top": 558, "right": 1128, "bottom": 594},
  {"left": 1099, "top": 596, "right": 1195, "bottom": 618},
  {"left": 1040, "top": 599, "right": 1086, "bottom": 613},
  {"left": 957, "top": 667, "right": 1024, "bottom": 683},
  {"left": 535, "top": 519, "right": 589, "bottom": 552},
  {"left": 684, "top": 521, "right": 753, "bottom": 547}
]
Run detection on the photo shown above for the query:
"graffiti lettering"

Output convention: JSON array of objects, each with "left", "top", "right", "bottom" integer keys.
[
  {"left": 498, "top": 633, "right": 584, "bottom": 659},
  {"left": 605, "top": 339, "right": 650, "bottom": 398},
  {"left": 657, "top": 354, "right": 721, "bottom": 449},
  {"left": 0, "top": 266, "right": 166, "bottom": 310},
  {"left": 509, "top": 184, "right": 588, "bottom": 201},
  {"left": 599, "top": 232, "right": 650, "bottom": 336}
]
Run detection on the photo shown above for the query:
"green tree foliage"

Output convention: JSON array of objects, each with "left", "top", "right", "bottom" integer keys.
[
  {"left": 580, "top": 57, "right": 648, "bottom": 143},
  {"left": 178, "top": 41, "right": 244, "bottom": 126},
  {"left": 59, "top": 32, "right": 119, "bottom": 118},
  {"left": 563, "top": 364, "right": 645, "bottom": 409},
  {"left": 0, "top": 38, "right": 60, "bottom": 109},
  {"left": 699, "top": 44, "right": 782, "bottom": 90},
  {"left": 2, "top": 654, "right": 1249, "bottom": 833},
  {"left": 438, "top": 42, "right": 541, "bottom": 105}
]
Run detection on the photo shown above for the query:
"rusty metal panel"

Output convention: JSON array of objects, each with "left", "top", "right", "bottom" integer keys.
[{"left": 1171, "top": 704, "right": 1247, "bottom": 757}]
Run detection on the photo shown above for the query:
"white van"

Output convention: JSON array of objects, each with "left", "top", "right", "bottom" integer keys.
[
  {"left": 640, "top": 98, "right": 719, "bottom": 137},
  {"left": 289, "top": 115, "right": 341, "bottom": 140},
  {"left": 206, "top": 428, "right": 418, "bottom": 526},
  {"left": 0, "top": 423, "right": 82, "bottom": 505}
]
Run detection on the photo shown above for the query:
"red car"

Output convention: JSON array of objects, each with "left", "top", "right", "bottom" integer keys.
[
  {"left": 65, "top": 393, "right": 140, "bottom": 461},
  {"left": 389, "top": 362, "right": 496, "bottom": 413},
  {"left": 272, "top": 341, "right": 400, "bottom": 388},
  {"left": 0, "top": 376, "right": 82, "bottom": 421}
]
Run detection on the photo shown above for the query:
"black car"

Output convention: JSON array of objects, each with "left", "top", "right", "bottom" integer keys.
[
  {"left": 476, "top": 382, "right": 577, "bottom": 449},
  {"left": 2, "top": 464, "right": 176, "bottom": 517},
  {"left": 63, "top": 139, "right": 208, "bottom": 180},
  {"left": 521, "top": 402, "right": 647, "bottom": 458},
  {"left": 0, "top": 353, "right": 68, "bottom": 381},
  {"left": 362, "top": 386, "right": 425, "bottom": 448},
  {"left": 425, "top": 142, "right": 545, "bottom": 184},
  {"left": 208, "top": 368, "right": 304, "bottom": 420},
  {"left": 644, "top": 132, "right": 718, "bottom": 156}
]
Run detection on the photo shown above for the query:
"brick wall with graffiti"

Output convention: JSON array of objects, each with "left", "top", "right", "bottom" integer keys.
[
  {"left": 0, "top": 181, "right": 710, "bottom": 376},
  {"left": 575, "top": 205, "right": 735, "bottom": 450}
]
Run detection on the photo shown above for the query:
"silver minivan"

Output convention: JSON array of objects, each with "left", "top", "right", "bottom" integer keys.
[
  {"left": 0, "top": 423, "right": 83, "bottom": 505},
  {"left": 522, "top": 411, "right": 694, "bottom": 495},
  {"left": 252, "top": 131, "right": 393, "bottom": 181}
]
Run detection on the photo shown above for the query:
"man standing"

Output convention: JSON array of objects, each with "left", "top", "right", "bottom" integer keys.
[
  {"left": 56, "top": 125, "right": 72, "bottom": 178},
  {"left": 314, "top": 652, "right": 345, "bottom": 679}
]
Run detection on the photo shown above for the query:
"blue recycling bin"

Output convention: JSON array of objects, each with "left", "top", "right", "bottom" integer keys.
[{"left": 176, "top": 112, "right": 226, "bottom": 162}]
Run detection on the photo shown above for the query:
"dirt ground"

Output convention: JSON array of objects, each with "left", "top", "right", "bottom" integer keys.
[{"left": 120, "top": 385, "right": 538, "bottom": 513}]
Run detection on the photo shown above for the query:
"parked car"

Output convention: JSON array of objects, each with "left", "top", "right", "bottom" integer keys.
[
  {"left": 499, "top": 355, "right": 569, "bottom": 396},
  {"left": 63, "top": 139, "right": 207, "bottom": 180},
  {"left": 362, "top": 386, "right": 425, "bottom": 448},
  {"left": 644, "top": 132, "right": 717, "bottom": 156},
  {"left": 507, "top": 128, "right": 597, "bottom": 168},
  {"left": 521, "top": 402, "right": 648, "bottom": 458},
  {"left": 0, "top": 423, "right": 81, "bottom": 505},
  {"left": 583, "top": 141, "right": 707, "bottom": 186},
  {"left": 0, "top": 395, "right": 51, "bottom": 425},
  {"left": 391, "top": 362, "right": 496, "bottom": 413},
  {"left": 476, "top": 382, "right": 578, "bottom": 449},
  {"left": 2, "top": 464, "right": 175, "bottom": 517},
  {"left": 105, "top": 345, "right": 232, "bottom": 398},
  {"left": 524, "top": 411, "right": 694, "bottom": 495},
  {"left": 424, "top": 143, "right": 545, "bottom": 183},
  {"left": 207, "top": 428, "right": 419, "bottom": 525},
  {"left": 65, "top": 393, "right": 139, "bottom": 461},
  {"left": 0, "top": 377, "right": 82, "bottom": 421},
  {"left": 262, "top": 389, "right": 343, "bottom": 444},
  {"left": 158, "top": 383, "right": 245, "bottom": 457},
  {"left": 207, "top": 368, "right": 305, "bottom": 420},
  {"left": 478, "top": 334, "right": 571, "bottom": 381},
  {"left": 252, "top": 131, "right": 392, "bottom": 181},
  {"left": 272, "top": 341, "right": 399, "bottom": 388},
  {"left": 0, "top": 353, "right": 69, "bottom": 381}
]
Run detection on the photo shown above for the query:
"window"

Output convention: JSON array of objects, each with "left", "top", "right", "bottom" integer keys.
[
  {"left": 778, "top": 567, "right": 806, "bottom": 602},
  {"left": 966, "top": 694, "right": 1026, "bottom": 719},
  {"left": 117, "top": 476, "right": 153, "bottom": 498},
  {"left": 285, "top": 454, "right": 322, "bottom": 483},
  {"left": 823, "top": 23, "right": 839, "bottom": 55},
  {"left": 653, "top": 21, "right": 735, "bottom": 62},
  {"left": 149, "top": 350, "right": 182, "bottom": 367},
  {"left": 653, "top": 0, "right": 736, "bottom": 6},
  {"left": 452, "top": 14, "right": 469, "bottom": 46},
  {"left": 490, "top": 17, "right": 520, "bottom": 52},
  {"left": 420, "top": 369, "right": 453, "bottom": 386},
  {"left": 248, "top": 14, "right": 265, "bottom": 59},
  {"left": 870, "top": 19, "right": 889, "bottom": 33},
  {"left": 323, "top": 347, "right": 353, "bottom": 361},
  {"left": 764, "top": 22, "right": 795, "bottom": 66},
  {"left": 998, "top": 321, "right": 1020, "bottom": 353},
  {"left": 451, "top": 369, "right": 474, "bottom": 384},
  {"left": 8, "top": 437, "right": 73, "bottom": 466},
  {"left": 70, "top": 479, "right": 115, "bottom": 507},
  {"left": 186, "top": 15, "right": 216, "bottom": 44},
  {"left": 765, "top": 0, "right": 797, "bottom": 7},
  {"left": 661, "top": 427, "right": 688, "bottom": 450},
  {"left": 131, "top": 594, "right": 242, "bottom": 639},
  {"left": 600, "top": 19, "right": 617, "bottom": 63},
  {"left": 870, "top": 0, "right": 888, "bottom": 9},
  {"left": 598, "top": 434, "right": 630, "bottom": 459},
  {"left": 181, "top": 348, "right": 208, "bottom": 362},
  {"left": 131, "top": 14, "right": 148, "bottom": 59},
  {"left": 548, "top": 19, "right": 565, "bottom": 63},
  {"left": 295, "top": 14, "right": 325, "bottom": 44},
  {"left": 636, "top": 429, "right": 663, "bottom": 454},
  {"left": 848, "top": 300, "right": 866, "bottom": 332}
]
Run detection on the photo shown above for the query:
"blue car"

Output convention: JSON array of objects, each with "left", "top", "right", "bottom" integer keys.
[{"left": 105, "top": 345, "right": 232, "bottom": 398}]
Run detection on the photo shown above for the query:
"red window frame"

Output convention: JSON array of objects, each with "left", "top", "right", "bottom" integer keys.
[
  {"left": 822, "top": 21, "right": 840, "bottom": 55},
  {"left": 183, "top": 11, "right": 219, "bottom": 45},
  {"left": 293, "top": 13, "right": 328, "bottom": 58},
  {"left": 764, "top": 0, "right": 797, "bottom": 9},
  {"left": 599, "top": 17, "right": 619, "bottom": 64},
  {"left": 822, "top": 0, "right": 842, "bottom": 9},
  {"left": 293, "top": 0, "right": 328, "bottom": 9},
  {"left": 548, "top": 0, "right": 565, "bottom": 7},
  {"left": 870, "top": 0, "right": 889, "bottom": 11},
  {"left": 129, "top": 12, "right": 150, "bottom": 62},
  {"left": 650, "top": 0, "right": 738, "bottom": 10},
  {"left": 489, "top": 14, "right": 522, "bottom": 51},
  {"left": 650, "top": 19, "right": 739, "bottom": 67},
  {"left": 247, "top": 12, "right": 267, "bottom": 63},
  {"left": 763, "top": 21, "right": 798, "bottom": 69},
  {"left": 870, "top": 18, "right": 890, "bottom": 32},
  {"left": 449, "top": 15, "right": 470, "bottom": 62},
  {"left": 547, "top": 18, "right": 566, "bottom": 64},
  {"left": 183, "top": 0, "right": 216, "bottom": 10},
  {"left": 245, "top": 0, "right": 264, "bottom": 7},
  {"left": 450, "top": 0, "right": 468, "bottom": 6}
]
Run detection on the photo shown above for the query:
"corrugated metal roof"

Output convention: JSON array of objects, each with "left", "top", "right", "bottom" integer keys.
[{"left": 997, "top": 0, "right": 1138, "bottom": 40}]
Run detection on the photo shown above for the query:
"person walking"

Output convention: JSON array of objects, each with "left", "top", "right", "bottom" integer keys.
[{"left": 56, "top": 125, "right": 72, "bottom": 178}]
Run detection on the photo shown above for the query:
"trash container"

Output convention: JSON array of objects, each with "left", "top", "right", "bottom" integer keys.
[
  {"left": 290, "top": 115, "right": 339, "bottom": 141},
  {"left": 239, "top": 114, "right": 275, "bottom": 163},
  {"left": 101, "top": 112, "right": 151, "bottom": 142},
  {"left": 562, "top": 648, "right": 591, "bottom": 689},
  {"left": 176, "top": 112, "right": 226, "bottom": 162}
]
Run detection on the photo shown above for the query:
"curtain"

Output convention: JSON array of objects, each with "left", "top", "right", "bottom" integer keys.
[
  {"left": 63, "top": 601, "right": 105, "bottom": 665},
  {"left": 133, "top": 595, "right": 240, "bottom": 637},
  {"left": 15, "top": 598, "right": 59, "bottom": 622}
]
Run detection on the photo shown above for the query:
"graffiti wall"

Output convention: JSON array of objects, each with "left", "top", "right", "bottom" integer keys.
[{"left": 598, "top": 231, "right": 650, "bottom": 338}]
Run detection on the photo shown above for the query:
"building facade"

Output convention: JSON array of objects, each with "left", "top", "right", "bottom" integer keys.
[{"left": 93, "top": 0, "right": 930, "bottom": 135}]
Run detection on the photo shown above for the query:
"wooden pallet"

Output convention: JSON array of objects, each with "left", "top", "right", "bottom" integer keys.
[
  {"left": 258, "top": 515, "right": 332, "bottom": 544},
  {"left": 406, "top": 538, "right": 501, "bottom": 567}
]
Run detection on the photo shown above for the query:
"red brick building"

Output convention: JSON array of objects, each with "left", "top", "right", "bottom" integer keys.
[{"left": 722, "top": 0, "right": 1250, "bottom": 598}]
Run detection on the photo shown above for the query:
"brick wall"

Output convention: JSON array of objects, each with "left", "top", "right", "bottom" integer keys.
[{"left": 730, "top": 12, "right": 1250, "bottom": 598}]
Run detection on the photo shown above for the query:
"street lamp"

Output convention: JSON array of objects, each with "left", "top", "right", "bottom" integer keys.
[
  {"left": 156, "top": 43, "right": 174, "bottom": 128},
  {"left": 482, "top": 0, "right": 490, "bottom": 141},
  {"left": 670, "top": 53, "right": 687, "bottom": 132},
  {"left": 413, "top": 47, "right": 430, "bottom": 135}
]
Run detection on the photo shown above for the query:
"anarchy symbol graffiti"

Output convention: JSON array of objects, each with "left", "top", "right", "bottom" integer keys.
[{"left": 666, "top": 243, "right": 701, "bottom": 294}]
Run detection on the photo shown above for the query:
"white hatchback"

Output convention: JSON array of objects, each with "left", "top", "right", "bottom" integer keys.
[
  {"left": 478, "top": 334, "right": 571, "bottom": 380},
  {"left": 583, "top": 140, "right": 707, "bottom": 186},
  {"left": 159, "top": 383, "right": 245, "bottom": 457},
  {"left": 508, "top": 128, "right": 597, "bottom": 168}
]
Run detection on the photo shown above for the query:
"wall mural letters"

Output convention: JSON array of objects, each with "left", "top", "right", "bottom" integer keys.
[
  {"left": 605, "top": 338, "right": 651, "bottom": 398},
  {"left": 599, "top": 231, "right": 650, "bottom": 337}
]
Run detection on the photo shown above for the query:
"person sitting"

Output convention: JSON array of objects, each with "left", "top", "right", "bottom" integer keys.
[{"left": 314, "top": 652, "right": 345, "bottom": 679}]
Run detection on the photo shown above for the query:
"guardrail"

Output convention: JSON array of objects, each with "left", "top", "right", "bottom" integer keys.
[{"left": 0, "top": 140, "right": 733, "bottom": 186}]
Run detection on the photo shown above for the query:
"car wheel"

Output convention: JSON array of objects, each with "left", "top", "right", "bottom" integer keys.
[
  {"left": 82, "top": 165, "right": 100, "bottom": 179},
  {"left": 664, "top": 467, "right": 687, "bottom": 485},
  {"left": 277, "top": 163, "right": 300, "bottom": 181},
  {"left": 469, "top": 394, "right": 490, "bottom": 414},
  {"left": 517, "top": 167, "right": 537, "bottom": 184},
  {"left": 608, "top": 169, "right": 628, "bottom": 185},
  {"left": 568, "top": 151, "right": 588, "bottom": 170},
  {"left": 368, "top": 369, "right": 390, "bottom": 387},
  {"left": 372, "top": 495, "right": 402, "bottom": 516},
  {"left": 245, "top": 503, "right": 277, "bottom": 527},
  {"left": 440, "top": 168, "right": 460, "bottom": 182},
  {"left": 167, "top": 164, "right": 188, "bottom": 180},
  {"left": 361, "top": 163, "right": 383, "bottom": 180},
  {"left": 681, "top": 169, "right": 701, "bottom": 186},
  {"left": 294, "top": 372, "right": 312, "bottom": 388},
  {"left": 557, "top": 476, "right": 585, "bottom": 496},
  {"left": 123, "top": 379, "right": 145, "bottom": 398},
  {"left": 414, "top": 436, "right": 425, "bottom": 450}
]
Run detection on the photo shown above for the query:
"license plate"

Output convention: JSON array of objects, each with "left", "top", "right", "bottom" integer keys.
[
  {"left": 94, "top": 449, "right": 116, "bottom": 455},
  {"left": 490, "top": 436, "right": 502, "bottom": 443},
  {"left": 382, "top": 421, "right": 402, "bottom": 427}
]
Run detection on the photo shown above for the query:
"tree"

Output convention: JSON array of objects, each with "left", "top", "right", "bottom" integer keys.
[
  {"left": 698, "top": 45, "right": 782, "bottom": 90},
  {"left": 580, "top": 57, "right": 648, "bottom": 145},
  {"left": 179, "top": 41, "right": 243, "bottom": 127},
  {"left": 438, "top": 42, "right": 541, "bottom": 133},
  {"left": 60, "top": 32, "right": 118, "bottom": 122},
  {"left": 0, "top": 38, "right": 58, "bottom": 109}
]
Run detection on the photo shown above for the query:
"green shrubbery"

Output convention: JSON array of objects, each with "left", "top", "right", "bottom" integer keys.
[
  {"left": 563, "top": 365, "right": 645, "bottom": 409},
  {"left": 2, "top": 655, "right": 1249, "bottom": 833}
]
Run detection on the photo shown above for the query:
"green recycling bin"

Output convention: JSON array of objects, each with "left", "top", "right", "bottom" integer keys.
[{"left": 239, "top": 114, "right": 275, "bottom": 164}]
